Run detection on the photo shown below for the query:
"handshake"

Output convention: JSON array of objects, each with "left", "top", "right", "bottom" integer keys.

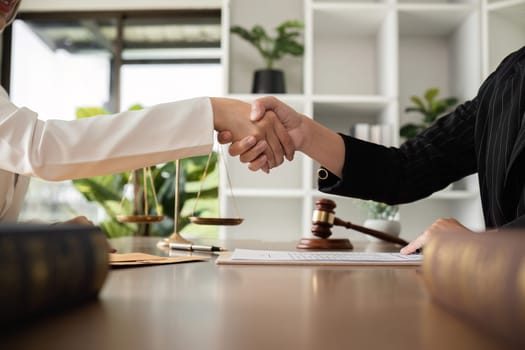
[
  {"left": 212, "top": 96, "right": 344, "bottom": 178},
  {"left": 212, "top": 96, "right": 310, "bottom": 174}
]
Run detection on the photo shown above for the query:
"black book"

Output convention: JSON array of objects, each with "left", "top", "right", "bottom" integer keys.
[{"left": 0, "top": 223, "right": 109, "bottom": 327}]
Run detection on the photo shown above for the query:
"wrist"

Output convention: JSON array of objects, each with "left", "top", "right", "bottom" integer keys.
[
  {"left": 295, "top": 116, "right": 313, "bottom": 153},
  {"left": 298, "top": 117, "right": 345, "bottom": 177},
  {"left": 210, "top": 97, "right": 226, "bottom": 130},
  {"left": 210, "top": 97, "right": 252, "bottom": 139}
]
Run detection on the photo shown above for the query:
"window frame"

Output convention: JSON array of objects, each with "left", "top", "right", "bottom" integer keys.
[{"left": 1, "top": 9, "right": 221, "bottom": 112}]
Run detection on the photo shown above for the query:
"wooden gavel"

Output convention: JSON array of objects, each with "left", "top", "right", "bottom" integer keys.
[{"left": 311, "top": 198, "right": 409, "bottom": 247}]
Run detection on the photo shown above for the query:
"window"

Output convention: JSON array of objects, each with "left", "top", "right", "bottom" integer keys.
[{"left": 5, "top": 10, "right": 222, "bottom": 230}]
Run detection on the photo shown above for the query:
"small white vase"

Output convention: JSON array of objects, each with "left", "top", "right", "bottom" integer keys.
[{"left": 363, "top": 219, "right": 401, "bottom": 242}]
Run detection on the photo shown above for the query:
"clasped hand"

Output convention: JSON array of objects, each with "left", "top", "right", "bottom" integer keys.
[{"left": 216, "top": 97, "right": 303, "bottom": 172}]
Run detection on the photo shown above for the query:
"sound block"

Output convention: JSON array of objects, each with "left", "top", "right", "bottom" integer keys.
[{"left": 296, "top": 238, "right": 353, "bottom": 250}]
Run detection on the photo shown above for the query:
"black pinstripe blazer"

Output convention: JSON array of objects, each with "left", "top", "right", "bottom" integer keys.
[{"left": 319, "top": 46, "right": 525, "bottom": 230}]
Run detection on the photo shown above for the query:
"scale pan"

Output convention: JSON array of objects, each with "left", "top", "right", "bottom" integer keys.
[
  {"left": 189, "top": 216, "right": 243, "bottom": 226},
  {"left": 116, "top": 215, "right": 164, "bottom": 223}
]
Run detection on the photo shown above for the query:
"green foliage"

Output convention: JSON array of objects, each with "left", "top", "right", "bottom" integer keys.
[
  {"left": 72, "top": 106, "right": 219, "bottom": 238},
  {"left": 230, "top": 20, "right": 304, "bottom": 69},
  {"left": 358, "top": 200, "right": 399, "bottom": 220},
  {"left": 76, "top": 107, "right": 109, "bottom": 119},
  {"left": 72, "top": 172, "right": 136, "bottom": 237},
  {"left": 400, "top": 87, "right": 458, "bottom": 139}
]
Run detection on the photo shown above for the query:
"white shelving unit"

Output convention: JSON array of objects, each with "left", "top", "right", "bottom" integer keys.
[
  {"left": 219, "top": 0, "right": 524, "bottom": 242},
  {"left": 484, "top": 0, "right": 525, "bottom": 75}
]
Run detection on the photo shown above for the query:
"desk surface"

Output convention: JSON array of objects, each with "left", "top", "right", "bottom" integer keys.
[{"left": 2, "top": 237, "right": 511, "bottom": 350}]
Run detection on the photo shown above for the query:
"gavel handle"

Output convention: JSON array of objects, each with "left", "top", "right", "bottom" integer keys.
[{"left": 333, "top": 217, "right": 409, "bottom": 246}]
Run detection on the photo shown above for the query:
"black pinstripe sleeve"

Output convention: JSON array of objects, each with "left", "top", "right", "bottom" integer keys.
[{"left": 319, "top": 46, "right": 525, "bottom": 229}]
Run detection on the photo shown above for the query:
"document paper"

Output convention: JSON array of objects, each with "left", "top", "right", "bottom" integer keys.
[
  {"left": 216, "top": 249, "right": 423, "bottom": 266},
  {"left": 110, "top": 253, "right": 208, "bottom": 267}
]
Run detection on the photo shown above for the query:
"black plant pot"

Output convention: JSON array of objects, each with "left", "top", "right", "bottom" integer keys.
[{"left": 252, "top": 69, "right": 286, "bottom": 94}]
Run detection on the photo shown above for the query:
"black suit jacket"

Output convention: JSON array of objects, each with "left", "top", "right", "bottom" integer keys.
[{"left": 319, "top": 46, "right": 525, "bottom": 230}]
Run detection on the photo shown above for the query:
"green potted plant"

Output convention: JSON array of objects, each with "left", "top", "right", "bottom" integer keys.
[
  {"left": 230, "top": 20, "right": 304, "bottom": 93},
  {"left": 400, "top": 87, "right": 458, "bottom": 139},
  {"left": 359, "top": 200, "right": 401, "bottom": 242}
]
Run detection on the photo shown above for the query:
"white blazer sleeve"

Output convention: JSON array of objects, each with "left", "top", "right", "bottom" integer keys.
[{"left": 0, "top": 92, "right": 214, "bottom": 181}]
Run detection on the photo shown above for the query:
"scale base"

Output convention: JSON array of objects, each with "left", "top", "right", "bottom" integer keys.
[
  {"left": 164, "top": 232, "right": 193, "bottom": 244},
  {"left": 296, "top": 238, "right": 353, "bottom": 250}
]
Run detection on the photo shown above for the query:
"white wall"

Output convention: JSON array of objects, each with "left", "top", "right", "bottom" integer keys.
[{"left": 20, "top": 0, "right": 221, "bottom": 11}]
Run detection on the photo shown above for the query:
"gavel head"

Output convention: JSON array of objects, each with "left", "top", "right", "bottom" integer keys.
[{"left": 311, "top": 198, "right": 337, "bottom": 239}]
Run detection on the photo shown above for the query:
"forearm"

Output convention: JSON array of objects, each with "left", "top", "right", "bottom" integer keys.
[
  {"left": 297, "top": 116, "right": 345, "bottom": 178},
  {"left": 1, "top": 98, "right": 213, "bottom": 180}
]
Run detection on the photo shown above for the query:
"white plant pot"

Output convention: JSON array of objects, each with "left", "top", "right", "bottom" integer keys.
[{"left": 363, "top": 219, "right": 401, "bottom": 242}]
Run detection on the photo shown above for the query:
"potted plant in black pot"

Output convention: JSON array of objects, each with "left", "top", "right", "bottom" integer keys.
[{"left": 230, "top": 20, "right": 304, "bottom": 93}]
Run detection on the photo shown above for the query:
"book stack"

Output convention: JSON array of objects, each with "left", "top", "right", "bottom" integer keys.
[
  {"left": 350, "top": 123, "right": 393, "bottom": 146},
  {"left": 0, "top": 223, "right": 109, "bottom": 328},
  {"left": 422, "top": 230, "right": 525, "bottom": 347}
]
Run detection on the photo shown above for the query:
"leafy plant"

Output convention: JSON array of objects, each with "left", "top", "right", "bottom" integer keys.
[
  {"left": 72, "top": 106, "right": 219, "bottom": 238},
  {"left": 230, "top": 20, "right": 304, "bottom": 69},
  {"left": 400, "top": 87, "right": 458, "bottom": 139},
  {"left": 358, "top": 200, "right": 399, "bottom": 220}
]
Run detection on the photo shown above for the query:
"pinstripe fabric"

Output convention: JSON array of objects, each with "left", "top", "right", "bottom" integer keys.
[{"left": 319, "top": 46, "right": 525, "bottom": 230}]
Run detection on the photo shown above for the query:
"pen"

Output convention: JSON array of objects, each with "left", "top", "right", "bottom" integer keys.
[{"left": 169, "top": 242, "right": 225, "bottom": 252}]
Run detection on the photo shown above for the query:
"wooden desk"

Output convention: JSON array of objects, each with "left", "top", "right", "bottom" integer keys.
[{"left": 2, "top": 237, "right": 511, "bottom": 350}]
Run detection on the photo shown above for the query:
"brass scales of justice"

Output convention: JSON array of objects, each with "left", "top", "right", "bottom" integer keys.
[{"left": 115, "top": 148, "right": 243, "bottom": 244}]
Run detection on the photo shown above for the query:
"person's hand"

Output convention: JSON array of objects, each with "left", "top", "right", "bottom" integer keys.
[
  {"left": 212, "top": 98, "right": 294, "bottom": 173},
  {"left": 253, "top": 111, "right": 295, "bottom": 171},
  {"left": 250, "top": 96, "right": 303, "bottom": 134},
  {"left": 249, "top": 96, "right": 304, "bottom": 152},
  {"left": 400, "top": 217, "right": 472, "bottom": 255},
  {"left": 217, "top": 113, "right": 296, "bottom": 172},
  {"left": 218, "top": 96, "right": 305, "bottom": 172},
  {"left": 59, "top": 216, "right": 117, "bottom": 253},
  {"left": 217, "top": 132, "right": 268, "bottom": 171}
]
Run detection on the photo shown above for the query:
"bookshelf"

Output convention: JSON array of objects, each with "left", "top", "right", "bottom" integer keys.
[
  {"left": 220, "top": 0, "right": 522, "bottom": 241},
  {"left": 484, "top": 0, "right": 525, "bottom": 74}
]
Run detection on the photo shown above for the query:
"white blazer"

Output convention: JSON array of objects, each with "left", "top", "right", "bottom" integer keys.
[{"left": 0, "top": 87, "right": 214, "bottom": 221}]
